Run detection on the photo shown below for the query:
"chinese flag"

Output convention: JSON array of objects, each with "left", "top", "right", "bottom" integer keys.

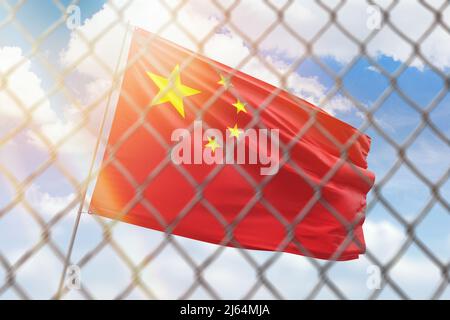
[{"left": 90, "top": 28, "right": 375, "bottom": 260}]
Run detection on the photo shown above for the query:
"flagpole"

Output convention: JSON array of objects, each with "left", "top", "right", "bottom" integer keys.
[{"left": 55, "top": 22, "right": 132, "bottom": 300}]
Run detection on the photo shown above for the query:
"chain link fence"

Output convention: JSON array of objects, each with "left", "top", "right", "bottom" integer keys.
[{"left": 0, "top": 0, "right": 449, "bottom": 300}]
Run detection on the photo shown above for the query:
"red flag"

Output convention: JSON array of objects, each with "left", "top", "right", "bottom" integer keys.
[{"left": 90, "top": 28, "right": 375, "bottom": 260}]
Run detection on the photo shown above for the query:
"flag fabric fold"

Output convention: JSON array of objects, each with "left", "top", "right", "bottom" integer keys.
[{"left": 89, "top": 28, "right": 375, "bottom": 261}]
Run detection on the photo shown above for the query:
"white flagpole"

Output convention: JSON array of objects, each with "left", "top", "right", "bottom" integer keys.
[{"left": 55, "top": 21, "right": 132, "bottom": 300}]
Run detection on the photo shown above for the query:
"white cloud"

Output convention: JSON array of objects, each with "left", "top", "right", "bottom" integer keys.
[
  {"left": 311, "top": 1, "right": 446, "bottom": 69},
  {"left": 25, "top": 184, "right": 76, "bottom": 221},
  {"left": 59, "top": 0, "right": 355, "bottom": 116},
  {"left": 58, "top": 0, "right": 448, "bottom": 119},
  {"left": 0, "top": 46, "right": 102, "bottom": 223},
  {"left": 0, "top": 47, "right": 57, "bottom": 131},
  {"left": 26, "top": 108, "right": 96, "bottom": 156},
  {"left": 0, "top": 46, "right": 96, "bottom": 158},
  {"left": 367, "top": 65, "right": 381, "bottom": 74},
  {"left": 191, "top": 0, "right": 450, "bottom": 70},
  {"left": 54, "top": 216, "right": 444, "bottom": 299},
  {"left": 364, "top": 220, "right": 407, "bottom": 263}
]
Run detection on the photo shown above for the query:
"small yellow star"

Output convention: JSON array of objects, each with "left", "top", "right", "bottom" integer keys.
[
  {"left": 227, "top": 124, "right": 242, "bottom": 139},
  {"left": 232, "top": 99, "right": 248, "bottom": 114},
  {"left": 205, "top": 136, "right": 221, "bottom": 153},
  {"left": 218, "top": 74, "right": 233, "bottom": 89},
  {"left": 147, "top": 65, "right": 201, "bottom": 118}
]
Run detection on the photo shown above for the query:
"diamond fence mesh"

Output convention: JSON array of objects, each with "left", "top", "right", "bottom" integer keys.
[{"left": 0, "top": 0, "right": 449, "bottom": 300}]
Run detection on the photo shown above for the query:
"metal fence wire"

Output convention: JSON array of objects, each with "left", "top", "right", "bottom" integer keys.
[{"left": 0, "top": 0, "right": 449, "bottom": 300}]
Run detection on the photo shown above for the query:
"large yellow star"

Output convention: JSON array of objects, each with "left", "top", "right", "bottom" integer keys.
[
  {"left": 227, "top": 124, "right": 242, "bottom": 139},
  {"left": 205, "top": 136, "right": 221, "bottom": 154},
  {"left": 147, "top": 65, "right": 201, "bottom": 118}
]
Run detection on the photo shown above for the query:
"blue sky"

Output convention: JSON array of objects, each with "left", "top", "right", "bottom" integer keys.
[{"left": 0, "top": 0, "right": 449, "bottom": 299}]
